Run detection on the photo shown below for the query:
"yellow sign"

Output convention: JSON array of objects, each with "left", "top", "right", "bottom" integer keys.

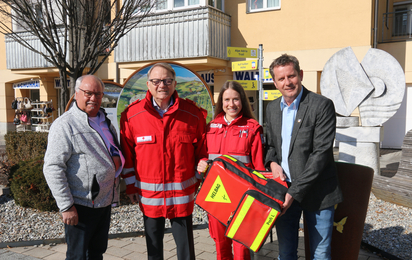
[
  {"left": 205, "top": 176, "right": 231, "bottom": 203},
  {"left": 227, "top": 47, "right": 258, "bottom": 58},
  {"left": 263, "top": 90, "right": 282, "bottom": 100},
  {"left": 232, "top": 60, "right": 258, "bottom": 71},
  {"left": 230, "top": 80, "right": 258, "bottom": 91},
  {"left": 263, "top": 68, "right": 272, "bottom": 79}
]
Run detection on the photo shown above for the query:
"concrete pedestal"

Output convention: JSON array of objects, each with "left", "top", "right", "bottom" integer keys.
[{"left": 336, "top": 126, "right": 383, "bottom": 175}]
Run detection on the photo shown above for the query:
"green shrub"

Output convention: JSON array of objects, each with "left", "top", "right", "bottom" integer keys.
[
  {"left": 10, "top": 156, "right": 58, "bottom": 212},
  {"left": 5, "top": 131, "right": 48, "bottom": 164}
]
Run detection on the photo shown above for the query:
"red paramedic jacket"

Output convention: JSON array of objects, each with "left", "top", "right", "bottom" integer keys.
[
  {"left": 206, "top": 112, "right": 265, "bottom": 171},
  {"left": 120, "top": 91, "right": 207, "bottom": 219}
]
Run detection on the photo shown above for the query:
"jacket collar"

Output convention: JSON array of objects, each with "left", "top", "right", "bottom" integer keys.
[
  {"left": 213, "top": 111, "right": 245, "bottom": 126},
  {"left": 143, "top": 90, "right": 180, "bottom": 115},
  {"left": 72, "top": 100, "right": 111, "bottom": 126}
]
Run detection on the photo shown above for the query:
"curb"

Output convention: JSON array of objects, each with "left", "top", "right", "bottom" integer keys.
[
  {"left": 0, "top": 185, "right": 10, "bottom": 196},
  {"left": 0, "top": 238, "right": 65, "bottom": 249}
]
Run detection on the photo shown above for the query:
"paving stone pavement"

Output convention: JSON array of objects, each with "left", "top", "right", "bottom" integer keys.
[
  {"left": 1, "top": 227, "right": 384, "bottom": 260},
  {"left": 0, "top": 147, "right": 395, "bottom": 259}
]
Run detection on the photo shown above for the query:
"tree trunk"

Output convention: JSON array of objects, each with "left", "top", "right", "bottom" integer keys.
[
  {"left": 58, "top": 71, "right": 85, "bottom": 114},
  {"left": 59, "top": 72, "right": 70, "bottom": 115},
  {"left": 69, "top": 76, "right": 76, "bottom": 99},
  {"left": 69, "top": 71, "right": 84, "bottom": 103}
]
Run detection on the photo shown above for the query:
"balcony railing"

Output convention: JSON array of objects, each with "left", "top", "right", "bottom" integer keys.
[
  {"left": 380, "top": 10, "right": 412, "bottom": 43},
  {"left": 5, "top": 6, "right": 230, "bottom": 70},
  {"left": 115, "top": 6, "right": 231, "bottom": 63},
  {"left": 5, "top": 31, "right": 61, "bottom": 69}
]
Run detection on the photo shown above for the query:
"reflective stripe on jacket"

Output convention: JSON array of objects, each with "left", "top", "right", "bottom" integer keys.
[{"left": 120, "top": 91, "right": 207, "bottom": 219}]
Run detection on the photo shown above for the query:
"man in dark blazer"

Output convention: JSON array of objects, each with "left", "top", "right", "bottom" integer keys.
[{"left": 265, "top": 54, "right": 342, "bottom": 260}]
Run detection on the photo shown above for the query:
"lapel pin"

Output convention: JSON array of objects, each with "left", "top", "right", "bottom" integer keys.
[{"left": 297, "top": 119, "right": 302, "bottom": 123}]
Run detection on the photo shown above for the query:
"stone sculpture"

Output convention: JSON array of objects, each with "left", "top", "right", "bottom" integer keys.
[
  {"left": 321, "top": 47, "right": 405, "bottom": 126},
  {"left": 320, "top": 47, "right": 406, "bottom": 175}
]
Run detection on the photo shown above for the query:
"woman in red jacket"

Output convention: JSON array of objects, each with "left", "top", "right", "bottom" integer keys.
[{"left": 198, "top": 80, "right": 265, "bottom": 260}]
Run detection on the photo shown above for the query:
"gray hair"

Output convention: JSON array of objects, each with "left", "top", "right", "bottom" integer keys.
[
  {"left": 147, "top": 63, "right": 176, "bottom": 80},
  {"left": 75, "top": 75, "right": 105, "bottom": 93}
]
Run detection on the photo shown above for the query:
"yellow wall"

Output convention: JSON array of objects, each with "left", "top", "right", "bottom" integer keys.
[
  {"left": 0, "top": 5, "right": 11, "bottom": 70},
  {"left": 0, "top": 34, "right": 6, "bottom": 70},
  {"left": 378, "top": 41, "right": 412, "bottom": 83},
  {"left": 228, "top": 0, "right": 373, "bottom": 52},
  {"left": 215, "top": 0, "right": 374, "bottom": 96}
]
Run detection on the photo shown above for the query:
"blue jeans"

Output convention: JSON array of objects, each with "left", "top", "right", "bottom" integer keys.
[
  {"left": 275, "top": 200, "right": 334, "bottom": 260},
  {"left": 65, "top": 204, "right": 111, "bottom": 260}
]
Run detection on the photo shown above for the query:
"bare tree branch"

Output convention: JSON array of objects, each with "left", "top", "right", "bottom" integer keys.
[{"left": 0, "top": 0, "right": 155, "bottom": 112}]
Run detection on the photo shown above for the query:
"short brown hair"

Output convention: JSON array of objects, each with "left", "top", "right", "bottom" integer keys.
[
  {"left": 214, "top": 81, "right": 256, "bottom": 120},
  {"left": 269, "top": 54, "right": 300, "bottom": 80}
]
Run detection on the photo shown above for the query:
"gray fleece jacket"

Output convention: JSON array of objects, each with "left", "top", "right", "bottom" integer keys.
[{"left": 43, "top": 102, "right": 120, "bottom": 212}]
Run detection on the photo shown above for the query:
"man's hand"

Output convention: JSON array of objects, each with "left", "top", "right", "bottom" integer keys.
[
  {"left": 270, "top": 162, "right": 286, "bottom": 181},
  {"left": 62, "top": 205, "right": 78, "bottom": 226},
  {"left": 280, "top": 193, "right": 294, "bottom": 216},
  {"left": 127, "top": 193, "right": 140, "bottom": 204}
]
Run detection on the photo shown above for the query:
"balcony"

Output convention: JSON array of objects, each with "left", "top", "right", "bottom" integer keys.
[
  {"left": 5, "top": 31, "right": 61, "bottom": 70},
  {"left": 115, "top": 6, "right": 231, "bottom": 63},
  {"left": 380, "top": 10, "right": 412, "bottom": 43},
  {"left": 4, "top": 6, "right": 230, "bottom": 70}
]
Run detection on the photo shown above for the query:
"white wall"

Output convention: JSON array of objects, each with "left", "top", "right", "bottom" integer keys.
[{"left": 381, "top": 84, "right": 411, "bottom": 149}]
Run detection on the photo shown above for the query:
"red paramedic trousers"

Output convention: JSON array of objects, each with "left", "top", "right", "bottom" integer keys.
[{"left": 208, "top": 214, "right": 251, "bottom": 260}]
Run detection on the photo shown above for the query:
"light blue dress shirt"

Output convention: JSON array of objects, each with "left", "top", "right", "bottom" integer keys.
[
  {"left": 153, "top": 97, "right": 174, "bottom": 117},
  {"left": 280, "top": 88, "right": 303, "bottom": 182}
]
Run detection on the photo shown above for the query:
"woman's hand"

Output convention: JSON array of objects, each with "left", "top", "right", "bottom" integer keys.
[{"left": 197, "top": 160, "right": 209, "bottom": 173}]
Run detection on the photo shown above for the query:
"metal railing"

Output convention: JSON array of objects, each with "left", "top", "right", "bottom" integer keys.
[
  {"left": 5, "top": 31, "right": 63, "bottom": 69},
  {"left": 5, "top": 6, "right": 231, "bottom": 70},
  {"left": 114, "top": 6, "right": 231, "bottom": 63},
  {"left": 381, "top": 10, "right": 412, "bottom": 43}
]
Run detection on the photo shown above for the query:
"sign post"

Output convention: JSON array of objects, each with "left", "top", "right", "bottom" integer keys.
[{"left": 258, "top": 44, "right": 263, "bottom": 125}]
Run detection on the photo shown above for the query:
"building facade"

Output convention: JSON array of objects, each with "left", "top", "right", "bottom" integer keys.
[{"left": 0, "top": 0, "right": 410, "bottom": 148}]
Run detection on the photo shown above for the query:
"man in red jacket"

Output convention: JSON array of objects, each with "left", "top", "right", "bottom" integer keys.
[{"left": 120, "top": 63, "right": 207, "bottom": 260}]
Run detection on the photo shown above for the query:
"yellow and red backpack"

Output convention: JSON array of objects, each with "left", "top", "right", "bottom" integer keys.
[{"left": 196, "top": 155, "right": 288, "bottom": 252}]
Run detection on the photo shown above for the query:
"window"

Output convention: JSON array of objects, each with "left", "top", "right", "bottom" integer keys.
[
  {"left": 248, "top": 0, "right": 280, "bottom": 13},
  {"left": 30, "top": 89, "right": 40, "bottom": 102},
  {"left": 157, "top": 0, "right": 168, "bottom": 10},
  {"left": 393, "top": 5, "right": 412, "bottom": 36},
  {"left": 174, "top": 0, "right": 199, "bottom": 8},
  {"left": 154, "top": 0, "right": 201, "bottom": 11},
  {"left": 12, "top": 2, "right": 44, "bottom": 32},
  {"left": 153, "top": 0, "right": 224, "bottom": 12},
  {"left": 208, "top": 0, "right": 223, "bottom": 11}
]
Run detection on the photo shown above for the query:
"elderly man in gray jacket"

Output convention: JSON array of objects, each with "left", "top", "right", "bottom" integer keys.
[{"left": 43, "top": 75, "right": 124, "bottom": 260}]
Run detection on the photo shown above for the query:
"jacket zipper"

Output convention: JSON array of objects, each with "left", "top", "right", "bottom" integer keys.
[{"left": 87, "top": 111, "right": 118, "bottom": 206}]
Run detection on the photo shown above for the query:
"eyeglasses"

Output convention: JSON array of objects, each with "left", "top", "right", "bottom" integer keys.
[
  {"left": 149, "top": 79, "right": 174, "bottom": 86},
  {"left": 79, "top": 88, "right": 104, "bottom": 99}
]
